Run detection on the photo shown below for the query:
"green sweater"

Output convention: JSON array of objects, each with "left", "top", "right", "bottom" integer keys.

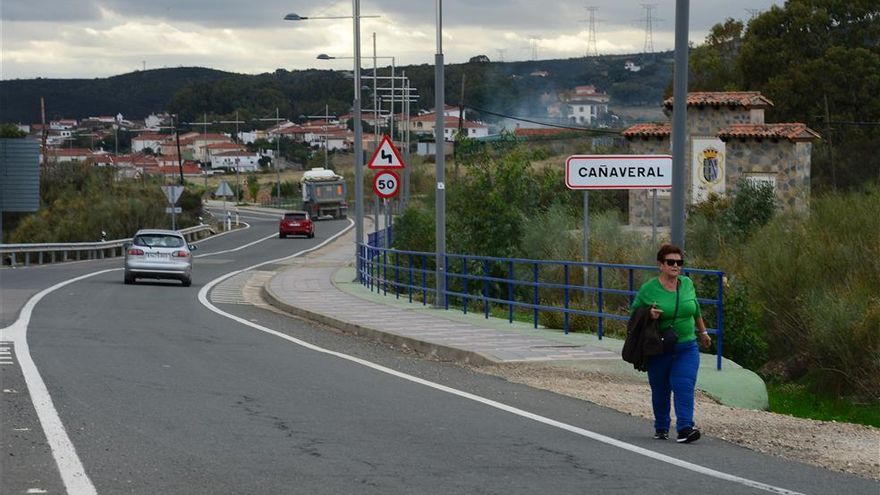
[{"left": 631, "top": 276, "right": 702, "bottom": 343}]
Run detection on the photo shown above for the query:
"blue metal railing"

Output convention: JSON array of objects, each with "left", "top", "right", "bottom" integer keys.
[{"left": 357, "top": 230, "right": 726, "bottom": 370}]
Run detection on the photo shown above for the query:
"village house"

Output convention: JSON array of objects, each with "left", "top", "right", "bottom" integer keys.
[
  {"left": 210, "top": 150, "right": 261, "bottom": 172},
  {"left": 622, "top": 91, "right": 820, "bottom": 227},
  {"left": 564, "top": 85, "right": 610, "bottom": 126}
]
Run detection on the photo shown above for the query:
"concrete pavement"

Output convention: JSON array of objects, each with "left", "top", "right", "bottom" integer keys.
[{"left": 259, "top": 216, "right": 769, "bottom": 411}]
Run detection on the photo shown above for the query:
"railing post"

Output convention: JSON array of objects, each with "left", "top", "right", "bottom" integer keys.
[
  {"left": 394, "top": 251, "right": 400, "bottom": 299},
  {"left": 717, "top": 272, "right": 725, "bottom": 370},
  {"left": 463, "top": 259, "right": 469, "bottom": 314},
  {"left": 483, "top": 259, "right": 489, "bottom": 319},
  {"left": 508, "top": 261, "right": 514, "bottom": 323},
  {"left": 421, "top": 254, "right": 427, "bottom": 306},
  {"left": 408, "top": 253, "right": 413, "bottom": 303},
  {"left": 628, "top": 269, "right": 635, "bottom": 305},
  {"left": 564, "top": 263, "right": 570, "bottom": 335},
  {"left": 38, "top": 251, "right": 43, "bottom": 264},
  {"left": 533, "top": 263, "right": 539, "bottom": 329},
  {"left": 597, "top": 266, "right": 604, "bottom": 339},
  {"left": 444, "top": 255, "right": 449, "bottom": 310},
  {"left": 382, "top": 248, "right": 387, "bottom": 296}
]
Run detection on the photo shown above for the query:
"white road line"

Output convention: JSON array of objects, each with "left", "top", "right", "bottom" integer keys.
[
  {"left": 0, "top": 223, "right": 301, "bottom": 494},
  {"left": 196, "top": 221, "right": 804, "bottom": 495},
  {"left": 194, "top": 231, "right": 278, "bottom": 258},
  {"left": 0, "top": 270, "right": 119, "bottom": 495}
]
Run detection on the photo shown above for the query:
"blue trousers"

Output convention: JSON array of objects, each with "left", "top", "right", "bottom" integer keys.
[{"left": 647, "top": 341, "right": 700, "bottom": 432}]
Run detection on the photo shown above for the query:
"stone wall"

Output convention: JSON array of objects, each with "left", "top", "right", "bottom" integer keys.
[
  {"left": 626, "top": 106, "right": 811, "bottom": 226},
  {"left": 726, "top": 140, "right": 811, "bottom": 213},
  {"left": 627, "top": 137, "right": 672, "bottom": 227}
]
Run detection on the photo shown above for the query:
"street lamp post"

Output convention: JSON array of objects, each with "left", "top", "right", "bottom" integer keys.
[
  {"left": 435, "top": 0, "right": 446, "bottom": 307},
  {"left": 288, "top": 6, "right": 381, "bottom": 282}
]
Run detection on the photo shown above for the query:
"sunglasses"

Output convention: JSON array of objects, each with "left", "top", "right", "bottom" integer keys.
[{"left": 662, "top": 259, "right": 684, "bottom": 267}]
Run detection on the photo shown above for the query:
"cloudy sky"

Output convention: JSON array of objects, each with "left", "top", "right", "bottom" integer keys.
[{"left": 1, "top": 0, "right": 782, "bottom": 80}]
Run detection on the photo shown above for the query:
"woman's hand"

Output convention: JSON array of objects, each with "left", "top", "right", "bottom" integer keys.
[
  {"left": 649, "top": 303, "right": 663, "bottom": 320},
  {"left": 698, "top": 331, "right": 711, "bottom": 349}
]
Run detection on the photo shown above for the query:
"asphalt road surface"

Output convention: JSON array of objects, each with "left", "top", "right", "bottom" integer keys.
[{"left": 1, "top": 209, "right": 877, "bottom": 494}]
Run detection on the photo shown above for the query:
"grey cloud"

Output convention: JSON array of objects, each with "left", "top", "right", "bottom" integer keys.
[{"left": 1, "top": 0, "right": 101, "bottom": 22}]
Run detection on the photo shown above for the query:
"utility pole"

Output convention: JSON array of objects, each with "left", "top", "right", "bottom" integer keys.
[
  {"left": 259, "top": 110, "right": 286, "bottom": 205},
  {"left": 306, "top": 105, "right": 336, "bottom": 169},
  {"left": 824, "top": 94, "right": 836, "bottom": 190},
  {"left": 219, "top": 111, "right": 246, "bottom": 202},
  {"left": 435, "top": 0, "right": 447, "bottom": 307},
  {"left": 40, "top": 97, "right": 48, "bottom": 168},
  {"left": 670, "top": 0, "right": 689, "bottom": 248},
  {"left": 276, "top": 107, "right": 281, "bottom": 202},
  {"left": 584, "top": 6, "right": 600, "bottom": 57},
  {"left": 171, "top": 115, "right": 185, "bottom": 186}
]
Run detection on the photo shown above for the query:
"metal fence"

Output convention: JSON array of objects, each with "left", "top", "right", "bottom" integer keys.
[
  {"left": 358, "top": 230, "right": 726, "bottom": 370},
  {"left": 0, "top": 225, "right": 215, "bottom": 267}
]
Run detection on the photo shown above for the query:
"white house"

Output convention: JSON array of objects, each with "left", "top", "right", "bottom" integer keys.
[
  {"left": 565, "top": 85, "right": 610, "bottom": 126},
  {"left": 211, "top": 150, "right": 260, "bottom": 172},
  {"left": 131, "top": 133, "right": 169, "bottom": 153}
]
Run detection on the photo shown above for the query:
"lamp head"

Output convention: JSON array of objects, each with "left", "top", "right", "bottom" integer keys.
[
  {"left": 284, "top": 13, "right": 305, "bottom": 21},
  {"left": 316, "top": 54, "right": 333, "bottom": 60}
]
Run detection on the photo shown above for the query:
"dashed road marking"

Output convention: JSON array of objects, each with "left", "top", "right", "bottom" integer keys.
[{"left": 0, "top": 342, "right": 14, "bottom": 365}]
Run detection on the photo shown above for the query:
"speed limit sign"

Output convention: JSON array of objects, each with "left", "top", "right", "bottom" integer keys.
[{"left": 372, "top": 170, "right": 400, "bottom": 198}]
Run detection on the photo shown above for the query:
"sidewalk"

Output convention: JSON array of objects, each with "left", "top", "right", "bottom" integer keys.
[{"left": 259, "top": 217, "right": 769, "bottom": 411}]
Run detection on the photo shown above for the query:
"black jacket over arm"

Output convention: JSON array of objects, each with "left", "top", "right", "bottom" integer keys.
[{"left": 622, "top": 307, "right": 663, "bottom": 372}]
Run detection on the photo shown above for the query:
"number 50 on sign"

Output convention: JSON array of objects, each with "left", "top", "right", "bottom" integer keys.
[{"left": 373, "top": 170, "right": 400, "bottom": 198}]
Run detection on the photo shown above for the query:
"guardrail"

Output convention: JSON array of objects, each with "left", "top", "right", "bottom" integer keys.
[
  {"left": 0, "top": 225, "right": 215, "bottom": 267},
  {"left": 358, "top": 242, "right": 726, "bottom": 370}
]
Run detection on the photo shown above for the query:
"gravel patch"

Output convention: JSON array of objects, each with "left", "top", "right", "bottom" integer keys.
[{"left": 480, "top": 363, "right": 880, "bottom": 481}]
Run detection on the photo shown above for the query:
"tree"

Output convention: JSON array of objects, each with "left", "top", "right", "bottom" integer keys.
[
  {"left": 0, "top": 123, "right": 27, "bottom": 138},
  {"left": 735, "top": 1, "right": 880, "bottom": 191},
  {"left": 688, "top": 18, "right": 744, "bottom": 91}
]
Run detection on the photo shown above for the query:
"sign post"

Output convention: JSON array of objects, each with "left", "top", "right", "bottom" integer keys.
[
  {"left": 369, "top": 135, "right": 405, "bottom": 246},
  {"left": 565, "top": 154, "right": 673, "bottom": 284},
  {"left": 214, "top": 181, "right": 235, "bottom": 230},
  {"left": 161, "top": 185, "right": 185, "bottom": 230}
]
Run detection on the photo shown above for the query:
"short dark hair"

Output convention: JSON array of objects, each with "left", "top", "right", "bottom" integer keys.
[{"left": 656, "top": 244, "right": 683, "bottom": 262}]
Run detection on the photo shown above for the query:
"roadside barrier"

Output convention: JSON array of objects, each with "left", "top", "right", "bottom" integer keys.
[
  {"left": 0, "top": 225, "right": 215, "bottom": 267},
  {"left": 358, "top": 232, "right": 726, "bottom": 370}
]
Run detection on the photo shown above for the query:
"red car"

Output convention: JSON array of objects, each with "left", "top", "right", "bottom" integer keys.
[{"left": 279, "top": 211, "right": 315, "bottom": 238}]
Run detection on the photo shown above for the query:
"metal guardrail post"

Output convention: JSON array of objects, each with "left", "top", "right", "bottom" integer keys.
[
  {"left": 563, "top": 264, "right": 570, "bottom": 335},
  {"left": 483, "top": 259, "right": 490, "bottom": 319},
  {"left": 597, "top": 266, "right": 604, "bottom": 339}
]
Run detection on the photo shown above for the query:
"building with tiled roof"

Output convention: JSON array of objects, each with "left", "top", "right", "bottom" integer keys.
[
  {"left": 663, "top": 91, "right": 773, "bottom": 110},
  {"left": 622, "top": 91, "right": 819, "bottom": 227}
]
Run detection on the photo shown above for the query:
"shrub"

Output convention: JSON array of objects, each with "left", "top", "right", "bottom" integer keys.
[
  {"left": 742, "top": 187, "right": 880, "bottom": 399},
  {"left": 719, "top": 279, "right": 769, "bottom": 371},
  {"left": 392, "top": 207, "right": 435, "bottom": 253}
]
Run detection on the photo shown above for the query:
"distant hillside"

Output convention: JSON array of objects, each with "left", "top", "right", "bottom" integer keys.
[
  {"left": 0, "top": 53, "right": 672, "bottom": 126},
  {"left": 0, "top": 67, "right": 237, "bottom": 124}
]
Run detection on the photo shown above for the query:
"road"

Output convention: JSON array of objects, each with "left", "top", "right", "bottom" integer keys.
[{"left": 1, "top": 208, "right": 877, "bottom": 494}]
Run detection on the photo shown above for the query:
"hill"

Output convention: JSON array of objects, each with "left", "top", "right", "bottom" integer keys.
[
  {"left": 0, "top": 53, "right": 672, "bottom": 126},
  {"left": 0, "top": 67, "right": 237, "bottom": 124}
]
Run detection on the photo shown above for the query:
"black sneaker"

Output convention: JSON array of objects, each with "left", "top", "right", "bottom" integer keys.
[
  {"left": 653, "top": 429, "right": 669, "bottom": 440},
  {"left": 676, "top": 427, "right": 701, "bottom": 443}
]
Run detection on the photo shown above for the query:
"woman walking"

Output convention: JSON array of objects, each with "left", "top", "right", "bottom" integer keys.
[{"left": 632, "top": 244, "right": 712, "bottom": 443}]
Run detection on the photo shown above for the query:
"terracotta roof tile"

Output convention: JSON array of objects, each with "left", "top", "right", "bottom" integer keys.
[
  {"left": 718, "top": 123, "right": 820, "bottom": 142},
  {"left": 663, "top": 91, "right": 773, "bottom": 109},
  {"left": 622, "top": 123, "right": 671, "bottom": 138}
]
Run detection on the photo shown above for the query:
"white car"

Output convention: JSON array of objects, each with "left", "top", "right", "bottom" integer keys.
[{"left": 124, "top": 229, "right": 196, "bottom": 286}]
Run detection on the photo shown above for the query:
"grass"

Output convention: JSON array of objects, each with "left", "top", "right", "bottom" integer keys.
[{"left": 767, "top": 382, "right": 880, "bottom": 428}]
